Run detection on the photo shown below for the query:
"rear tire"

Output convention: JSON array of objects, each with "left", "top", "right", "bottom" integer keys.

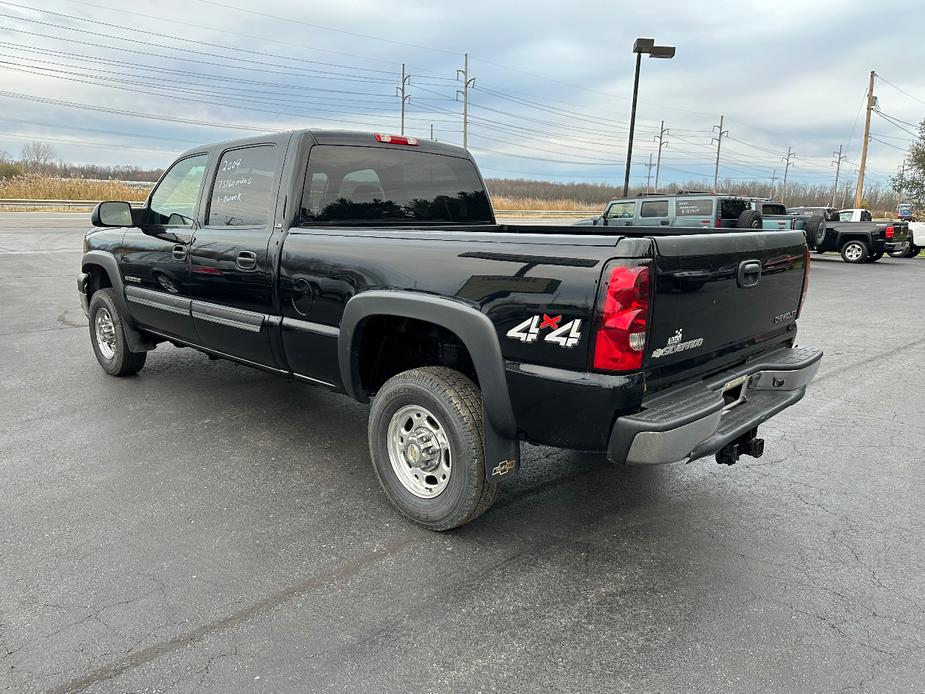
[
  {"left": 368, "top": 367, "right": 499, "bottom": 531},
  {"left": 736, "top": 210, "right": 762, "bottom": 229},
  {"left": 806, "top": 214, "right": 826, "bottom": 247},
  {"left": 840, "top": 240, "right": 868, "bottom": 263},
  {"left": 88, "top": 288, "right": 147, "bottom": 376}
]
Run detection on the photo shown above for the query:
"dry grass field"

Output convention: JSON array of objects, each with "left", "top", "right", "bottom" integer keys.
[{"left": 0, "top": 176, "right": 151, "bottom": 202}]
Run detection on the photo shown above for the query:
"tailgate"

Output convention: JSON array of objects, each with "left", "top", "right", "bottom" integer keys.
[{"left": 646, "top": 230, "right": 806, "bottom": 376}]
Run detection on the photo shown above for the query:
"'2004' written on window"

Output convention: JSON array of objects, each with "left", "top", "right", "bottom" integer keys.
[{"left": 208, "top": 145, "right": 278, "bottom": 226}]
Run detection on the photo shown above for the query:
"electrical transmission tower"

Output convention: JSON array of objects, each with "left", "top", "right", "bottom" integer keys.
[
  {"left": 643, "top": 153, "right": 656, "bottom": 192},
  {"left": 781, "top": 147, "right": 795, "bottom": 203},
  {"left": 831, "top": 145, "right": 847, "bottom": 207},
  {"left": 652, "top": 120, "right": 669, "bottom": 191},
  {"left": 397, "top": 63, "right": 411, "bottom": 135},
  {"left": 456, "top": 53, "right": 476, "bottom": 149},
  {"left": 712, "top": 115, "right": 727, "bottom": 191}
]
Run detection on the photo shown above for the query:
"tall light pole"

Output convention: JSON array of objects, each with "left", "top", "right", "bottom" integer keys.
[{"left": 623, "top": 38, "right": 676, "bottom": 196}]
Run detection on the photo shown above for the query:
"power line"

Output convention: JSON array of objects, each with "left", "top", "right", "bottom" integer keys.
[
  {"left": 0, "top": 1, "right": 398, "bottom": 78},
  {"left": 876, "top": 74, "right": 925, "bottom": 106},
  {"left": 0, "top": 11, "right": 393, "bottom": 83},
  {"left": 0, "top": 89, "right": 271, "bottom": 132}
]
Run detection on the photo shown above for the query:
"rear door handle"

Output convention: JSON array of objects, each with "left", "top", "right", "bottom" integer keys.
[
  {"left": 737, "top": 260, "right": 762, "bottom": 288},
  {"left": 236, "top": 250, "right": 257, "bottom": 271},
  {"left": 172, "top": 244, "right": 187, "bottom": 261}
]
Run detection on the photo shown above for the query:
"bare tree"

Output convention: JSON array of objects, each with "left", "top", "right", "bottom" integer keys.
[
  {"left": 20, "top": 141, "right": 57, "bottom": 173},
  {"left": 0, "top": 149, "right": 12, "bottom": 162}
]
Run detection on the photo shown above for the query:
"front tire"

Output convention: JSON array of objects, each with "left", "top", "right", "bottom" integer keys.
[
  {"left": 840, "top": 240, "right": 868, "bottom": 263},
  {"left": 368, "top": 367, "right": 499, "bottom": 531},
  {"left": 88, "top": 288, "right": 147, "bottom": 376}
]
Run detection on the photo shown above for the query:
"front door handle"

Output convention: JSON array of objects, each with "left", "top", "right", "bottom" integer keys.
[
  {"left": 236, "top": 250, "right": 257, "bottom": 271},
  {"left": 172, "top": 244, "right": 187, "bottom": 261},
  {"left": 660, "top": 220, "right": 670, "bottom": 226}
]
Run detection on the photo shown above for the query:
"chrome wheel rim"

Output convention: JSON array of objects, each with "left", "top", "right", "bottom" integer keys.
[
  {"left": 844, "top": 243, "right": 863, "bottom": 261},
  {"left": 94, "top": 307, "right": 117, "bottom": 360},
  {"left": 387, "top": 405, "right": 452, "bottom": 498}
]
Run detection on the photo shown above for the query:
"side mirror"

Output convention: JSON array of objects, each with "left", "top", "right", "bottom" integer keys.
[{"left": 92, "top": 201, "right": 134, "bottom": 227}]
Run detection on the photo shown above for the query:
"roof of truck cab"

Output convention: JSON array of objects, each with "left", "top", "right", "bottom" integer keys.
[{"left": 178, "top": 129, "right": 472, "bottom": 160}]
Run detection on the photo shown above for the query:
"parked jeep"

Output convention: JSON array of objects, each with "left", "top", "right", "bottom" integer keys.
[{"left": 576, "top": 192, "right": 760, "bottom": 229}]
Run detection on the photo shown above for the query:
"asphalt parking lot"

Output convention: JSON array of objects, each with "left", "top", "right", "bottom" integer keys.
[{"left": 2, "top": 213, "right": 923, "bottom": 693}]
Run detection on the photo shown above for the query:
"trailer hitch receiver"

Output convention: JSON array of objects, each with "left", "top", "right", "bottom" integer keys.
[{"left": 715, "top": 428, "right": 764, "bottom": 466}]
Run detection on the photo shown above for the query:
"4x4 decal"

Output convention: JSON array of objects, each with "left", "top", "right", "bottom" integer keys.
[{"left": 506, "top": 314, "right": 582, "bottom": 348}]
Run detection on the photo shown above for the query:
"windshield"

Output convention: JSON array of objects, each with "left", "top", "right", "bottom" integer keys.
[{"left": 300, "top": 145, "right": 493, "bottom": 225}]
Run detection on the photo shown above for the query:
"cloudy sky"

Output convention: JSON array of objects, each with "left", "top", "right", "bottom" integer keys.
[{"left": 0, "top": 0, "right": 923, "bottom": 190}]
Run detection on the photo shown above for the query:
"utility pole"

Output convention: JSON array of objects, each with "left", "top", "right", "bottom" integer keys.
[
  {"left": 652, "top": 120, "right": 669, "bottom": 191},
  {"left": 841, "top": 175, "right": 855, "bottom": 209},
  {"left": 781, "top": 147, "right": 795, "bottom": 203},
  {"left": 855, "top": 70, "right": 876, "bottom": 208},
  {"left": 456, "top": 53, "right": 475, "bottom": 149},
  {"left": 643, "top": 153, "right": 656, "bottom": 192},
  {"left": 768, "top": 169, "right": 778, "bottom": 197},
  {"left": 831, "top": 145, "right": 847, "bottom": 208},
  {"left": 711, "top": 115, "right": 727, "bottom": 191},
  {"left": 430, "top": 123, "right": 435, "bottom": 141},
  {"left": 396, "top": 63, "right": 411, "bottom": 135}
]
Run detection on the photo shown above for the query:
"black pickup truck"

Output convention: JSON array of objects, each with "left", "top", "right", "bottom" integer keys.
[{"left": 78, "top": 130, "right": 822, "bottom": 530}]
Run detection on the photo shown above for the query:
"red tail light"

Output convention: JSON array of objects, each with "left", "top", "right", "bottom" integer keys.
[
  {"left": 715, "top": 215, "right": 722, "bottom": 228},
  {"left": 797, "top": 247, "right": 810, "bottom": 318},
  {"left": 375, "top": 133, "right": 418, "bottom": 145},
  {"left": 885, "top": 225, "right": 895, "bottom": 239},
  {"left": 592, "top": 262, "right": 652, "bottom": 372}
]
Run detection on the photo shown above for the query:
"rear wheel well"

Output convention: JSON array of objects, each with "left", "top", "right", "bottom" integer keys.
[{"left": 356, "top": 315, "right": 478, "bottom": 396}]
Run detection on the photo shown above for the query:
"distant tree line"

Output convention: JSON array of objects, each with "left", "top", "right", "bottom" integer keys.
[
  {"left": 0, "top": 141, "right": 162, "bottom": 182},
  {"left": 891, "top": 119, "right": 925, "bottom": 215}
]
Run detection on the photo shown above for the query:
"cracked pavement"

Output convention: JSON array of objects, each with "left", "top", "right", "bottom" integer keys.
[{"left": 1, "top": 213, "right": 923, "bottom": 692}]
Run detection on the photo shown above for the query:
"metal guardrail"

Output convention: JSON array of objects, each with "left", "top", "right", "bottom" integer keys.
[
  {"left": 0, "top": 200, "right": 599, "bottom": 216},
  {"left": 493, "top": 209, "right": 596, "bottom": 217},
  {"left": 0, "top": 199, "right": 145, "bottom": 208}
]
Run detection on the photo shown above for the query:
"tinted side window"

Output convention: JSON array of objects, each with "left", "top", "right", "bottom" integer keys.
[
  {"left": 606, "top": 202, "right": 635, "bottom": 219},
  {"left": 300, "top": 145, "right": 492, "bottom": 224},
  {"left": 640, "top": 200, "right": 669, "bottom": 218},
  {"left": 208, "top": 145, "right": 278, "bottom": 226},
  {"left": 762, "top": 203, "right": 787, "bottom": 215},
  {"left": 148, "top": 154, "right": 207, "bottom": 226},
  {"left": 676, "top": 198, "right": 713, "bottom": 216}
]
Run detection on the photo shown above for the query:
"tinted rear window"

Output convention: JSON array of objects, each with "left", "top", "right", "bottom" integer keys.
[
  {"left": 300, "top": 145, "right": 492, "bottom": 224},
  {"left": 676, "top": 199, "right": 713, "bottom": 216},
  {"left": 761, "top": 203, "right": 787, "bottom": 215}
]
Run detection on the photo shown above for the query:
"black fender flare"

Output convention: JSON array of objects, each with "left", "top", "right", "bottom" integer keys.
[
  {"left": 81, "top": 250, "right": 156, "bottom": 352},
  {"left": 339, "top": 290, "right": 520, "bottom": 481}
]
